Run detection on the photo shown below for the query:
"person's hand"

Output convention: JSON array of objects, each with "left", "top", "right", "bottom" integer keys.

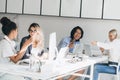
[
  {"left": 69, "top": 39, "right": 75, "bottom": 48},
  {"left": 100, "top": 47, "right": 104, "bottom": 52},
  {"left": 24, "top": 37, "right": 33, "bottom": 45},
  {"left": 91, "top": 41, "right": 97, "bottom": 46},
  {"left": 20, "top": 38, "right": 32, "bottom": 53},
  {"left": 68, "top": 42, "right": 74, "bottom": 48}
]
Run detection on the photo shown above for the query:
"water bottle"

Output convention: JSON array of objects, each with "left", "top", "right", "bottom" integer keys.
[{"left": 29, "top": 54, "right": 42, "bottom": 72}]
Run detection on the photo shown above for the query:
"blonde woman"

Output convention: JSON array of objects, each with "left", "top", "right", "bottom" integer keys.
[
  {"left": 31, "top": 26, "right": 44, "bottom": 58},
  {"left": 92, "top": 29, "right": 120, "bottom": 80},
  {"left": 20, "top": 23, "right": 44, "bottom": 59}
]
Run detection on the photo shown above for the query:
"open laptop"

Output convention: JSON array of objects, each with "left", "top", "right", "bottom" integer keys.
[
  {"left": 48, "top": 32, "right": 68, "bottom": 61},
  {"left": 73, "top": 43, "right": 84, "bottom": 56},
  {"left": 56, "top": 47, "right": 68, "bottom": 60},
  {"left": 84, "top": 44, "right": 102, "bottom": 57},
  {"left": 48, "top": 32, "right": 68, "bottom": 62},
  {"left": 48, "top": 32, "right": 58, "bottom": 61}
]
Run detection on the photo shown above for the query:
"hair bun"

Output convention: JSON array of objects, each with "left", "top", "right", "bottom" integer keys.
[{"left": 0, "top": 17, "right": 11, "bottom": 26}]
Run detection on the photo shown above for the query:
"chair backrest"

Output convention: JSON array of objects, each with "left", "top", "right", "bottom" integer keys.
[
  {"left": 116, "top": 58, "right": 120, "bottom": 80},
  {"left": 117, "top": 58, "right": 120, "bottom": 73},
  {"left": 98, "top": 58, "right": 120, "bottom": 80}
]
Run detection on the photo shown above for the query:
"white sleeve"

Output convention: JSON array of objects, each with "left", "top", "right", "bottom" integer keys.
[
  {"left": 97, "top": 42, "right": 112, "bottom": 49},
  {"left": 1, "top": 41, "right": 14, "bottom": 58}
]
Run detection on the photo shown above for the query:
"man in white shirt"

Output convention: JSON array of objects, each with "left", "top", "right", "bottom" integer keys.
[{"left": 92, "top": 29, "right": 120, "bottom": 80}]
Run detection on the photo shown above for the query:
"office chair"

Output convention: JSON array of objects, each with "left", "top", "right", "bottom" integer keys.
[
  {"left": 98, "top": 59, "right": 120, "bottom": 80},
  {"left": 114, "top": 59, "right": 120, "bottom": 80}
]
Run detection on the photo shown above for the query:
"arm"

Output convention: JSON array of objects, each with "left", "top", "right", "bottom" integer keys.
[
  {"left": 57, "top": 38, "right": 68, "bottom": 51},
  {"left": 10, "top": 38, "right": 32, "bottom": 63},
  {"left": 91, "top": 41, "right": 112, "bottom": 50},
  {"left": 97, "top": 42, "right": 112, "bottom": 49}
]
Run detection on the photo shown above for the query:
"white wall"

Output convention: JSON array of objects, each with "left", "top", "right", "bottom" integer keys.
[{"left": 0, "top": 14, "right": 120, "bottom": 48}]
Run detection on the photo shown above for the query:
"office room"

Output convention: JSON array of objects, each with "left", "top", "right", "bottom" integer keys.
[{"left": 0, "top": 0, "right": 120, "bottom": 80}]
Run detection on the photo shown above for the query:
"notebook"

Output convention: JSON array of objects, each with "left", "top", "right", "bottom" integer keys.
[{"left": 84, "top": 44, "right": 102, "bottom": 57}]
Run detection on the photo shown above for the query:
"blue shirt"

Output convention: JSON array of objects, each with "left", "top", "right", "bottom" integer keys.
[{"left": 57, "top": 37, "right": 80, "bottom": 53}]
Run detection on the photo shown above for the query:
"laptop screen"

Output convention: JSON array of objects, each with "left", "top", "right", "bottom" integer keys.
[
  {"left": 48, "top": 32, "right": 58, "bottom": 60},
  {"left": 84, "top": 44, "right": 102, "bottom": 57},
  {"left": 84, "top": 44, "right": 92, "bottom": 56},
  {"left": 73, "top": 43, "right": 84, "bottom": 56}
]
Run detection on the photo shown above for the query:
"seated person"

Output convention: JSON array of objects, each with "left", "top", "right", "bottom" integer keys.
[
  {"left": 20, "top": 23, "right": 44, "bottom": 59},
  {"left": 99, "top": 31, "right": 113, "bottom": 55},
  {"left": 0, "top": 33, "right": 4, "bottom": 41},
  {"left": 30, "top": 25, "right": 44, "bottom": 58},
  {"left": 58, "top": 26, "right": 84, "bottom": 53},
  {"left": 57, "top": 26, "right": 85, "bottom": 80},
  {"left": 92, "top": 29, "right": 120, "bottom": 80},
  {"left": 0, "top": 17, "right": 32, "bottom": 80}
]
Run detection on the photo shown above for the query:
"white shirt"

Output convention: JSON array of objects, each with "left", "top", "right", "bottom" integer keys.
[
  {"left": 0, "top": 36, "right": 16, "bottom": 63},
  {"left": 97, "top": 39, "right": 120, "bottom": 62},
  {"left": 0, "top": 36, "right": 26, "bottom": 80},
  {"left": 31, "top": 47, "right": 41, "bottom": 56},
  {"left": 102, "top": 39, "right": 110, "bottom": 55}
]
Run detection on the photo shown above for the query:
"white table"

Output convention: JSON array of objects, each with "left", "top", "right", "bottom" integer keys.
[
  {"left": 71, "top": 56, "right": 108, "bottom": 80},
  {"left": 0, "top": 56, "right": 108, "bottom": 80}
]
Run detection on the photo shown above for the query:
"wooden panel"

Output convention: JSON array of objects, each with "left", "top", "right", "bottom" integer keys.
[
  {"left": 104, "top": 0, "right": 120, "bottom": 19},
  {"left": 81, "top": 0, "right": 103, "bottom": 18},
  {"left": 61, "top": 0, "right": 81, "bottom": 17},
  {"left": 24, "top": 0, "right": 41, "bottom": 15},
  {"left": 42, "top": 0, "right": 60, "bottom": 16},
  {"left": 0, "top": 0, "right": 6, "bottom": 12},
  {"left": 7, "top": 0, "right": 23, "bottom": 13}
]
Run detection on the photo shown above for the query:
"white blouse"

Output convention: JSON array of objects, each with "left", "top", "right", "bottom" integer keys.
[
  {"left": 0, "top": 36, "right": 16, "bottom": 63},
  {"left": 97, "top": 39, "right": 120, "bottom": 62},
  {"left": 0, "top": 36, "right": 26, "bottom": 80},
  {"left": 31, "top": 47, "right": 41, "bottom": 56}
]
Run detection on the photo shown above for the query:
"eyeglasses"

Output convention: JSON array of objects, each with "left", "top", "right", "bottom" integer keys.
[{"left": 29, "top": 30, "right": 37, "bottom": 33}]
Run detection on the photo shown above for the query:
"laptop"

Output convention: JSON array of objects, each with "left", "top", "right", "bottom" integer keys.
[
  {"left": 48, "top": 32, "right": 58, "bottom": 61},
  {"left": 48, "top": 32, "right": 68, "bottom": 61},
  {"left": 73, "top": 43, "right": 84, "bottom": 56},
  {"left": 84, "top": 44, "right": 102, "bottom": 57},
  {"left": 56, "top": 47, "right": 68, "bottom": 60}
]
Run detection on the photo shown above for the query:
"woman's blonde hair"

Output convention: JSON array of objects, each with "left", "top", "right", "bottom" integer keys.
[
  {"left": 109, "top": 29, "right": 117, "bottom": 37},
  {"left": 32, "top": 27, "right": 44, "bottom": 50}
]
